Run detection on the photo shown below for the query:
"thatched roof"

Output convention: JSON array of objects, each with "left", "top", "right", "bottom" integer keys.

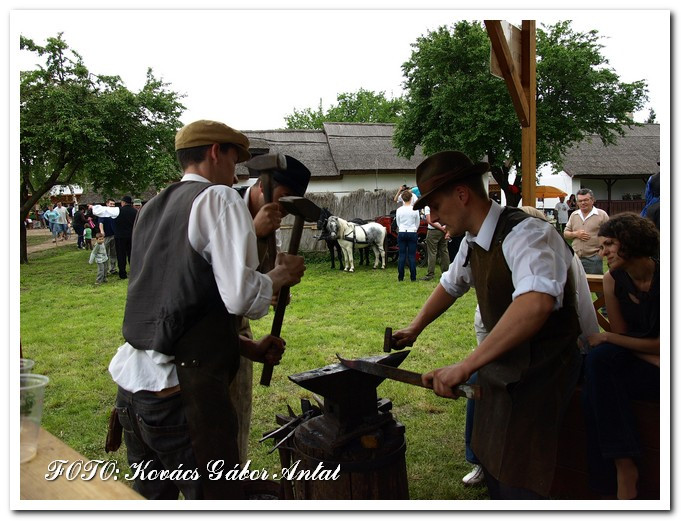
[
  {"left": 236, "top": 129, "right": 338, "bottom": 179},
  {"left": 237, "top": 123, "right": 425, "bottom": 180},
  {"left": 562, "top": 124, "right": 659, "bottom": 180},
  {"left": 323, "top": 123, "right": 426, "bottom": 173}
]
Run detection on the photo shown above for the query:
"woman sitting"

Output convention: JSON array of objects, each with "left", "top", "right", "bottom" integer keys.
[{"left": 582, "top": 212, "right": 659, "bottom": 500}]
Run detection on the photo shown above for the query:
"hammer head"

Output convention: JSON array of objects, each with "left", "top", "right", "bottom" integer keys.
[
  {"left": 278, "top": 196, "right": 321, "bottom": 222},
  {"left": 243, "top": 152, "right": 287, "bottom": 172}
]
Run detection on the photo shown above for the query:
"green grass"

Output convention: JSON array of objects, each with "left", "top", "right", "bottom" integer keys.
[{"left": 20, "top": 246, "right": 486, "bottom": 500}]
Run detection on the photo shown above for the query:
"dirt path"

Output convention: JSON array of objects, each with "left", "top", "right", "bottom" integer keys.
[{"left": 25, "top": 228, "right": 82, "bottom": 255}]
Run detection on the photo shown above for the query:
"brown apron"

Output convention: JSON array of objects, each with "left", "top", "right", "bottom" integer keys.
[
  {"left": 469, "top": 208, "right": 581, "bottom": 496},
  {"left": 174, "top": 308, "right": 244, "bottom": 500}
]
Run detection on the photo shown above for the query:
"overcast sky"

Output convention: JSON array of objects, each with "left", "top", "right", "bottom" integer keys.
[{"left": 11, "top": 8, "right": 670, "bottom": 132}]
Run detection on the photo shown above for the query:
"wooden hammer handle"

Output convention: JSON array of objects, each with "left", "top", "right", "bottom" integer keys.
[{"left": 260, "top": 215, "right": 304, "bottom": 386}]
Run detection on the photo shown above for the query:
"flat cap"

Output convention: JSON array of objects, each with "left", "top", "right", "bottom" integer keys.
[{"left": 175, "top": 120, "right": 251, "bottom": 163}]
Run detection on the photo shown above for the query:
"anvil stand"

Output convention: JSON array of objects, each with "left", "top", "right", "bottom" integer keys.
[{"left": 267, "top": 351, "right": 411, "bottom": 500}]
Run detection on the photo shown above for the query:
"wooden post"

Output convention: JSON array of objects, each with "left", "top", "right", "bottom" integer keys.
[
  {"left": 485, "top": 20, "right": 537, "bottom": 207},
  {"left": 521, "top": 20, "right": 536, "bottom": 207}
]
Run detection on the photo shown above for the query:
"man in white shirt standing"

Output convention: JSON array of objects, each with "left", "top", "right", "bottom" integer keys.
[
  {"left": 109, "top": 120, "right": 306, "bottom": 500},
  {"left": 393, "top": 151, "right": 582, "bottom": 499},
  {"left": 554, "top": 195, "right": 569, "bottom": 233}
]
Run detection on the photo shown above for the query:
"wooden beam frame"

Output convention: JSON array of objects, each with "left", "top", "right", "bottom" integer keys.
[{"left": 485, "top": 19, "right": 537, "bottom": 206}]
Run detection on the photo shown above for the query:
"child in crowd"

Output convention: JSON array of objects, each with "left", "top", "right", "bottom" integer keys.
[
  {"left": 83, "top": 225, "right": 93, "bottom": 250},
  {"left": 89, "top": 233, "right": 109, "bottom": 284}
]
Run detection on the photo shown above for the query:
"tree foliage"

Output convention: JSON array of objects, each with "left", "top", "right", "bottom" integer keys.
[
  {"left": 284, "top": 88, "right": 405, "bottom": 129},
  {"left": 19, "top": 33, "right": 186, "bottom": 262},
  {"left": 393, "top": 20, "right": 649, "bottom": 206}
]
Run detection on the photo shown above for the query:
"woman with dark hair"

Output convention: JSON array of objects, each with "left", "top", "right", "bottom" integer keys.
[{"left": 582, "top": 212, "right": 660, "bottom": 499}]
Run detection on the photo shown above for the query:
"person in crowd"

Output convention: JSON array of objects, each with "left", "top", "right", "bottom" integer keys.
[
  {"left": 582, "top": 212, "right": 659, "bottom": 500},
  {"left": 554, "top": 195, "right": 569, "bottom": 233},
  {"left": 83, "top": 224, "right": 93, "bottom": 250},
  {"left": 564, "top": 188, "right": 609, "bottom": 275},
  {"left": 133, "top": 198, "right": 143, "bottom": 211},
  {"left": 98, "top": 199, "right": 118, "bottom": 275},
  {"left": 641, "top": 162, "right": 660, "bottom": 230},
  {"left": 393, "top": 151, "right": 582, "bottom": 499},
  {"left": 72, "top": 205, "right": 87, "bottom": 249},
  {"left": 395, "top": 189, "right": 420, "bottom": 282},
  {"left": 114, "top": 195, "right": 138, "bottom": 279},
  {"left": 567, "top": 194, "right": 577, "bottom": 216},
  {"left": 394, "top": 184, "right": 419, "bottom": 206},
  {"left": 108, "top": 119, "right": 305, "bottom": 500},
  {"left": 53, "top": 201, "right": 71, "bottom": 241},
  {"left": 44, "top": 204, "right": 59, "bottom": 243},
  {"left": 89, "top": 233, "right": 109, "bottom": 284},
  {"left": 422, "top": 204, "right": 451, "bottom": 281}
]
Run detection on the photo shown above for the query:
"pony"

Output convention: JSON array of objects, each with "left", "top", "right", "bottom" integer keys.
[
  {"left": 316, "top": 208, "right": 371, "bottom": 269},
  {"left": 326, "top": 215, "right": 386, "bottom": 272}
]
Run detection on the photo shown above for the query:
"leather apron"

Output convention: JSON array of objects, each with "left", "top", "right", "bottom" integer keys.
[{"left": 469, "top": 208, "right": 581, "bottom": 496}]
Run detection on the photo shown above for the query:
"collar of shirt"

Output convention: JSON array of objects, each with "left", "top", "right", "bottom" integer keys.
[
  {"left": 181, "top": 172, "right": 211, "bottom": 183},
  {"left": 577, "top": 206, "right": 599, "bottom": 221},
  {"left": 465, "top": 200, "right": 503, "bottom": 252}
]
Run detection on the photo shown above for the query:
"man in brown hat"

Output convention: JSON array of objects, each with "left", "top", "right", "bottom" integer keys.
[
  {"left": 109, "top": 120, "right": 306, "bottom": 500},
  {"left": 393, "top": 150, "right": 582, "bottom": 499},
  {"left": 230, "top": 154, "right": 312, "bottom": 463}
]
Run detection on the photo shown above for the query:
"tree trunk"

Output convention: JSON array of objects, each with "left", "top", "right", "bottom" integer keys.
[{"left": 20, "top": 219, "right": 28, "bottom": 264}]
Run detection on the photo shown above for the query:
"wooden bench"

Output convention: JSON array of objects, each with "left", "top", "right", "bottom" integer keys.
[{"left": 550, "top": 274, "right": 660, "bottom": 499}]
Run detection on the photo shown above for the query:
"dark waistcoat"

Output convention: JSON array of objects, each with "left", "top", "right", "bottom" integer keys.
[
  {"left": 470, "top": 207, "right": 581, "bottom": 497},
  {"left": 121, "top": 180, "right": 243, "bottom": 498}
]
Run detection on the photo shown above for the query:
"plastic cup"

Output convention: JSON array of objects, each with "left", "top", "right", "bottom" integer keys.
[
  {"left": 20, "top": 374, "right": 49, "bottom": 463},
  {"left": 20, "top": 358, "right": 35, "bottom": 374}
]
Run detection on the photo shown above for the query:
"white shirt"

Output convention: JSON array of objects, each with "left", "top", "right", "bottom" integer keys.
[
  {"left": 109, "top": 174, "right": 274, "bottom": 392},
  {"left": 440, "top": 201, "right": 573, "bottom": 310},
  {"left": 395, "top": 204, "right": 420, "bottom": 233},
  {"left": 554, "top": 202, "right": 569, "bottom": 224}
]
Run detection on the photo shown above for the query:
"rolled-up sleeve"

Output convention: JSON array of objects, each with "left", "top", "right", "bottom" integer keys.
[
  {"left": 503, "top": 219, "right": 572, "bottom": 309},
  {"left": 189, "top": 186, "right": 273, "bottom": 319},
  {"left": 439, "top": 239, "right": 474, "bottom": 298}
]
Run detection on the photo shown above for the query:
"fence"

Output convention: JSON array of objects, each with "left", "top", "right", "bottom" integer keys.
[{"left": 279, "top": 189, "right": 398, "bottom": 252}]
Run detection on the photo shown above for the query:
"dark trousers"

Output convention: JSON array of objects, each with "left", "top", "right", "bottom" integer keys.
[
  {"left": 115, "top": 387, "right": 202, "bottom": 500},
  {"left": 582, "top": 342, "right": 659, "bottom": 494},
  {"left": 464, "top": 372, "right": 480, "bottom": 465},
  {"left": 116, "top": 237, "right": 133, "bottom": 278},
  {"left": 397, "top": 231, "right": 418, "bottom": 281},
  {"left": 73, "top": 225, "right": 84, "bottom": 248}
]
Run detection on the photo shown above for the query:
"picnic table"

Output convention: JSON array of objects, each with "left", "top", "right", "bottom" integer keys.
[{"left": 20, "top": 428, "right": 144, "bottom": 500}]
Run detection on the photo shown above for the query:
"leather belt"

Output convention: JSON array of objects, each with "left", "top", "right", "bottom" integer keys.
[{"left": 152, "top": 384, "right": 181, "bottom": 398}]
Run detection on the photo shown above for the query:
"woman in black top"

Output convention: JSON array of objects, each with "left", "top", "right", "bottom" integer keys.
[{"left": 582, "top": 213, "right": 660, "bottom": 500}]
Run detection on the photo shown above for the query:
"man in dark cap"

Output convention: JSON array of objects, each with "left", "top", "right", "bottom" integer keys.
[
  {"left": 393, "top": 151, "right": 581, "bottom": 499},
  {"left": 113, "top": 195, "right": 138, "bottom": 279},
  {"left": 108, "top": 120, "right": 306, "bottom": 500},
  {"left": 230, "top": 154, "right": 312, "bottom": 463}
]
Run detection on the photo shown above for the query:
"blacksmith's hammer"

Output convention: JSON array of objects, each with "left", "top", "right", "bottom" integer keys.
[
  {"left": 260, "top": 196, "right": 322, "bottom": 386},
  {"left": 243, "top": 153, "right": 287, "bottom": 273}
]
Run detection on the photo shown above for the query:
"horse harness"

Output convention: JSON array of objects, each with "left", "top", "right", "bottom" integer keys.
[{"left": 340, "top": 221, "right": 371, "bottom": 244}]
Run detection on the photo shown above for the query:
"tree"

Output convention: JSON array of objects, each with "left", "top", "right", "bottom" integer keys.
[
  {"left": 19, "top": 34, "right": 186, "bottom": 263},
  {"left": 284, "top": 88, "right": 405, "bottom": 129},
  {"left": 394, "top": 20, "right": 648, "bottom": 206},
  {"left": 645, "top": 108, "right": 657, "bottom": 124}
]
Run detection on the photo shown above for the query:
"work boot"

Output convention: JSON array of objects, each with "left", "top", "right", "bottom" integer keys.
[{"left": 462, "top": 465, "right": 484, "bottom": 486}]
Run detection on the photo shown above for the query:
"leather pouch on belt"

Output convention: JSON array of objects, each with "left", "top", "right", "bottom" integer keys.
[{"left": 105, "top": 407, "right": 123, "bottom": 453}]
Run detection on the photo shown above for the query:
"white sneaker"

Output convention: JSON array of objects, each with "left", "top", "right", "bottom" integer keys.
[{"left": 462, "top": 465, "right": 484, "bottom": 486}]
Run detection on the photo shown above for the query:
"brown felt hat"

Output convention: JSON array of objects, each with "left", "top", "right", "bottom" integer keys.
[
  {"left": 175, "top": 120, "right": 251, "bottom": 163},
  {"left": 413, "top": 151, "right": 489, "bottom": 211}
]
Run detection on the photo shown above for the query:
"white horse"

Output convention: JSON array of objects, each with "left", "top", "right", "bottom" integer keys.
[{"left": 326, "top": 216, "right": 386, "bottom": 272}]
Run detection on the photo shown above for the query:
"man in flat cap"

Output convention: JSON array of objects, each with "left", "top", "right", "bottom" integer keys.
[
  {"left": 109, "top": 120, "right": 306, "bottom": 500},
  {"left": 230, "top": 154, "right": 312, "bottom": 463},
  {"left": 113, "top": 195, "right": 137, "bottom": 279},
  {"left": 393, "top": 151, "right": 582, "bottom": 499}
]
